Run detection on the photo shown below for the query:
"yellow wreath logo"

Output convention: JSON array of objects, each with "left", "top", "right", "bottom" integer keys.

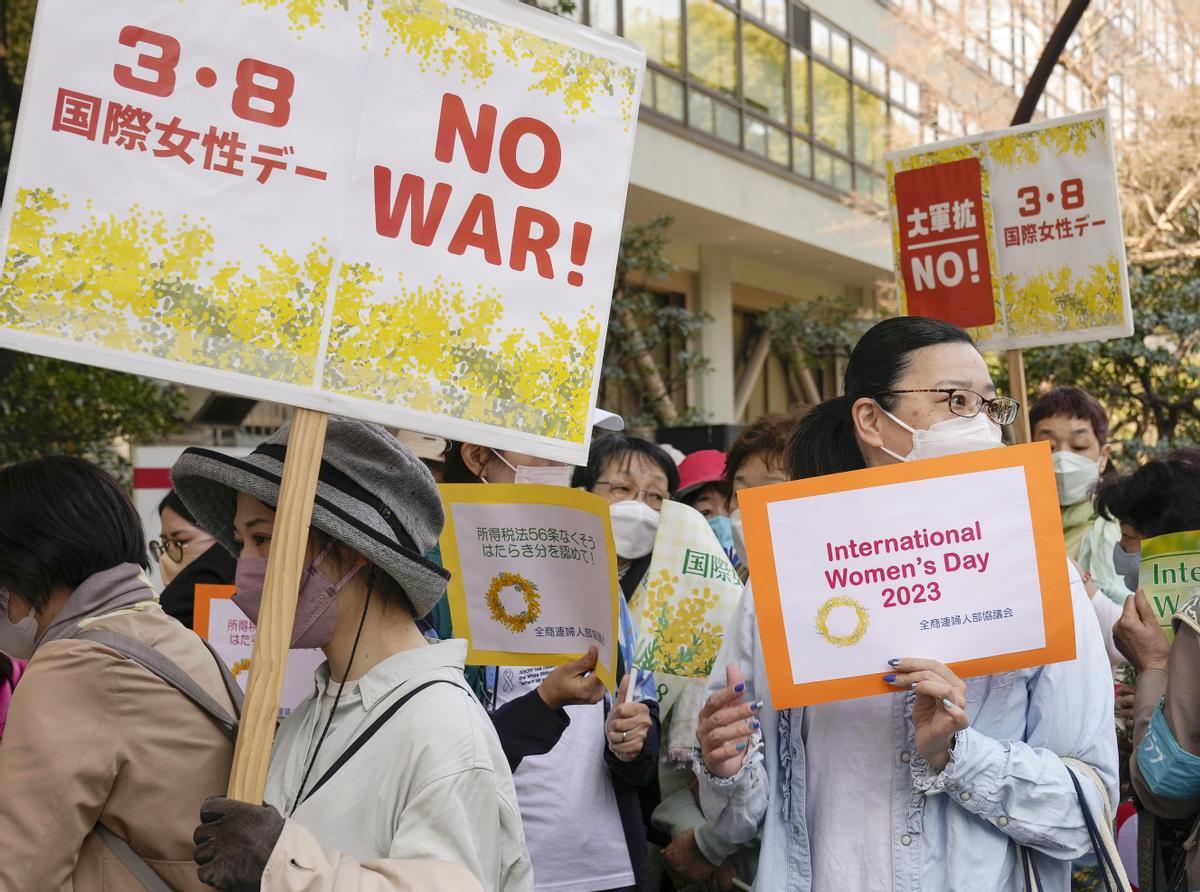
[
  {"left": 815, "top": 595, "right": 870, "bottom": 648},
  {"left": 486, "top": 572, "right": 542, "bottom": 633},
  {"left": 230, "top": 657, "right": 253, "bottom": 679}
]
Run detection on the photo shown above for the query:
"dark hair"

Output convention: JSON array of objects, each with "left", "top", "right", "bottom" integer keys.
[
  {"left": 572, "top": 434, "right": 680, "bottom": 494},
  {"left": 788, "top": 317, "right": 975, "bottom": 479},
  {"left": 1095, "top": 448, "right": 1200, "bottom": 538},
  {"left": 0, "top": 456, "right": 149, "bottom": 609},
  {"left": 0, "top": 652, "right": 12, "bottom": 686},
  {"left": 442, "top": 441, "right": 482, "bottom": 484},
  {"left": 158, "top": 489, "right": 198, "bottom": 526},
  {"left": 1029, "top": 387, "right": 1110, "bottom": 446},
  {"left": 725, "top": 413, "right": 797, "bottom": 486}
]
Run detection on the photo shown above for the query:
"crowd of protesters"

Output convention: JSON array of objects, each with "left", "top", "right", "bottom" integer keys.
[{"left": 1, "top": 316, "right": 1199, "bottom": 891}]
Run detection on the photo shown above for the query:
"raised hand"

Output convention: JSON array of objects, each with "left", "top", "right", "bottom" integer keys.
[
  {"left": 697, "top": 664, "right": 762, "bottom": 778},
  {"left": 538, "top": 646, "right": 606, "bottom": 709}
]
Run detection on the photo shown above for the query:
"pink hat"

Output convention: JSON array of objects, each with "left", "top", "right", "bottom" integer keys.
[{"left": 676, "top": 449, "right": 727, "bottom": 500}]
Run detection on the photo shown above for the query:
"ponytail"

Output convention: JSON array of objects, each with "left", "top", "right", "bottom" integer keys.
[
  {"left": 788, "top": 396, "right": 865, "bottom": 480},
  {"left": 786, "top": 316, "right": 974, "bottom": 480}
]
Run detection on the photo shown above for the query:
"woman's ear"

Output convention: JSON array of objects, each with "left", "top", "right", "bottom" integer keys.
[
  {"left": 852, "top": 398, "right": 887, "bottom": 450},
  {"left": 460, "top": 443, "right": 491, "bottom": 479},
  {"left": 1099, "top": 442, "right": 1112, "bottom": 474}
]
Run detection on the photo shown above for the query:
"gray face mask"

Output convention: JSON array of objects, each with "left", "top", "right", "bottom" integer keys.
[
  {"left": 1112, "top": 542, "right": 1141, "bottom": 592},
  {"left": 0, "top": 588, "right": 38, "bottom": 660}
]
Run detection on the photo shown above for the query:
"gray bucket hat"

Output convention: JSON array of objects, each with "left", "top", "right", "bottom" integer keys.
[{"left": 171, "top": 416, "right": 450, "bottom": 618}]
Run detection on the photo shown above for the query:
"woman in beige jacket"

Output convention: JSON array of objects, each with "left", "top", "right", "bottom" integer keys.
[{"left": 0, "top": 456, "right": 239, "bottom": 891}]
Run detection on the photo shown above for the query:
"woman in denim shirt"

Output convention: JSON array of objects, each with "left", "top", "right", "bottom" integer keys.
[{"left": 694, "top": 317, "right": 1118, "bottom": 892}]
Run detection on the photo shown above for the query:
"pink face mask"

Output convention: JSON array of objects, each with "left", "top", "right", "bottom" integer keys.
[{"left": 234, "top": 543, "right": 363, "bottom": 649}]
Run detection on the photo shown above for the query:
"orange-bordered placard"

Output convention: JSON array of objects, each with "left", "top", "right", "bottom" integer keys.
[
  {"left": 438, "top": 483, "right": 621, "bottom": 691},
  {"left": 193, "top": 583, "right": 238, "bottom": 639},
  {"left": 738, "top": 441, "right": 1074, "bottom": 708}
]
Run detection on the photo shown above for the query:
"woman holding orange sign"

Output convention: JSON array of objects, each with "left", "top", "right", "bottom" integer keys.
[{"left": 694, "top": 317, "right": 1121, "bottom": 892}]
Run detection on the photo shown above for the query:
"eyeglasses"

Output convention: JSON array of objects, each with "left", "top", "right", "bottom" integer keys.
[
  {"left": 593, "top": 481, "right": 669, "bottom": 510},
  {"left": 878, "top": 389, "right": 1021, "bottom": 426},
  {"left": 149, "top": 538, "right": 186, "bottom": 565}
]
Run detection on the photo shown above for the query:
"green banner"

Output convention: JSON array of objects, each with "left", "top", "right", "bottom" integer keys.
[{"left": 1139, "top": 530, "right": 1200, "bottom": 643}]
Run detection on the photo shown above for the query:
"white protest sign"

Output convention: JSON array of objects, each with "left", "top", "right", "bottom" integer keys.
[
  {"left": 739, "top": 443, "right": 1075, "bottom": 707},
  {"left": 0, "top": 0, "right": 645, "bottom": 462},
  {"left": 438, "top": 483, "right": 621, "bottom": 689},
  {"left": 887, "top": 109, "right": 1131, "bottom": 351}
]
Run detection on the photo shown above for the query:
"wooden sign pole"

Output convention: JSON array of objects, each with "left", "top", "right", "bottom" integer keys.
[
  {"left": 1006, "top": 349, "right": 1031, "bottom": 444},
  {"left": 227, "top": 407, "right": 329, "bottom": 803}
]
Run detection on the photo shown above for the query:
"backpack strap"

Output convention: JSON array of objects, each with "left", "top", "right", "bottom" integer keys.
[
  {"left": 72, "top": 628, "right": 240, "bottom": 742},
  {"left": 299, "top": 678, "right": 464, "bottom": 806},
  {"left": 92, "top": 826, "right": 172, "bottom": 892},
  {"left": 71, "top": 628, "right": 243, "bottom": 891}
]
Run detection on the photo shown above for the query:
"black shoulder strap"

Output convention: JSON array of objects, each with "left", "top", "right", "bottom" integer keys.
[
  {"left": 299, "top": 678, "right": 463, "bottom": 806},
  {"left": 72, "top": 628, "right": 241, "bottom": 742}
]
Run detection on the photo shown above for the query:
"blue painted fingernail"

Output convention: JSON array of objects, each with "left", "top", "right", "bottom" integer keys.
[
  {"left": 888, "top": 658, "right": 901, "bottom": 667},
  {"left": 748, "top": 718, "right": 761, "bottom": 731},
  {"left": 884, "top": 674, "right": 897, "bottom": 683},
  {"left": 735, "top": 742, "right": 747, "bottom": 752},
  {"left": 942, "top": 698, "right": 955, "bottom": 709},
  {"left": 733, "top": 682, "right": 746, "bottom": 693},
  {"left": 750, "top": 700, "right": 764, "bottom": 712}
]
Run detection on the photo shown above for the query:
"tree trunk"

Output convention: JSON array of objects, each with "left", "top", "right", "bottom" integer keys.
[{"left": 613, "top": 304, "right": 679, "bottom": 425}]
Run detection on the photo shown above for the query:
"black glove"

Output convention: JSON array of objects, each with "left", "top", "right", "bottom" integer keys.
[{"left": 193, "top": 796, "right": 285, "bottom": 892}]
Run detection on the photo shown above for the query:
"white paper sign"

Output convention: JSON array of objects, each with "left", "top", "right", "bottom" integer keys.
[
  {"left": 439, "top": 484, "right": 621, "bottom": 688},
  {"left": 0, "top": 0, "right": 645, "bottom": 462},
  {"left": 887, "top": 109, "right": 1132, "bottom": 351},
  {"left": 197, "top": 587, "right": 325, "bottom": 719},
  {"left": 766, "top": 466, "right": 1046, "bottom": 685}
]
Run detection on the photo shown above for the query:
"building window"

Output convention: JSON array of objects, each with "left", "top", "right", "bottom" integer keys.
[
  {"left": 624, "top": 0, "right": 683, "bottom": 68},
  {"left": 853, "top": 85, "right": 886, "bottom": 168},
  {"left": 791, "top": 48, "right": 810, "bottom": 132},
  {"left": 812, "top": 62, "right": 850, "bottom": 153},
  {"left": 687, "top": 0, "right": 739, "bottom": 97},
  {"left": 743, "top": 22, "right": 788, "bottom": 121},
  {"left": 597, "top": 0, "right": 936, "bottom": 203}
]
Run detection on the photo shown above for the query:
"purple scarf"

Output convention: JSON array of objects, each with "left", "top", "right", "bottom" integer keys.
[{"left": 35, "top": 563, "right": 156, "bottom": 651}]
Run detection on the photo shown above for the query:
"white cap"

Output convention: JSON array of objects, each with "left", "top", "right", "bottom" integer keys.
[
  {"left": 394, "top": 429, "right": 448, "bottom": 462},
  {"left": 658, "top": 443, "right": 686, "bottom": 465},
  {"left": 593, "top": 408, "right": 625, "bottom": 431}
]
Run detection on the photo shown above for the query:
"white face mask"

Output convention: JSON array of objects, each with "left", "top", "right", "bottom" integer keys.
[
  {"left": 0, "top": 589, "right": 38, "bottom": 660},
  {"left": 1052, "top": 450, "right": 1101, "bottom": 506},
  {"left": 730, "top": 507, "right": 748, "bottom": 569},
  {"left": 514, "top": 464, "right": 574, "bottom": 487},
  {"left": 609, "top": 499, "right": 660, "bottom": 560},
  {"left": 878, "top": 407, "right": 1003, "bottom": 463},
  {"left": 486, "top": 450, "right": 574, "bottom": 487}
]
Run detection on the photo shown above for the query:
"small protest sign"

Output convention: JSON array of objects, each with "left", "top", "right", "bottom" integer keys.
[
  {"left": 738, "top": 442, "right": 1074, "bottom": 708},
  {"left": 0, "top": 0, "right": 645, "bottom": 463},
  {"left": 887, "top": 109, "right": 1131, "bottom": 351},
  {"left": 193, "top": 584, "right": 325, "bottom": 718},
  {"left": 438, "top": 483, "right": 620, "bottom": 690},
  {"left": 1138, "top": 531, "right": 1200, "bottom": 644},
  {"left": 629, "top": 501, "right": 741, "bottom": 697}
]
